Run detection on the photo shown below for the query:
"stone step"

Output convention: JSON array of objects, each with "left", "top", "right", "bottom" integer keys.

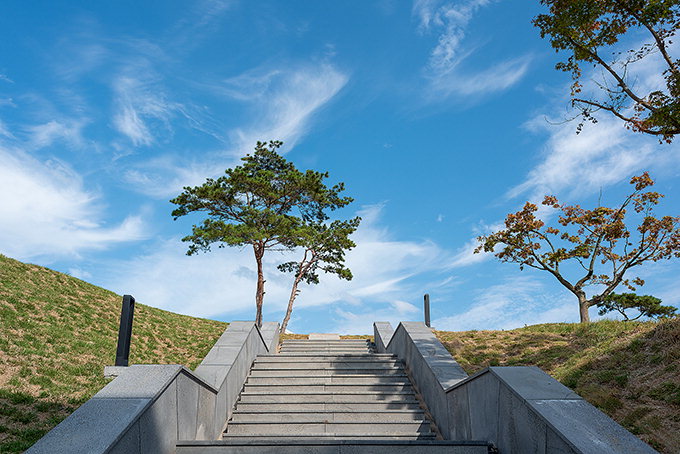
[
  {"left": 238, "top": 392, "right": 418, "bottom": 404},
  {"left": 255, "top": 357, "right": 399, "bottom": 363},
  {"left": 280, "top": 343, "right": 372, "bottom": 347},
  {"left": 234, "top": 402, "right": 423, "bottom": 412},
  {"left": 278, "top": 350, "right": 374, "bottom": 353},
  {"left": 243, "top": 384, "right": 414, "bottom": 394},
  {"left": 220, "top": 434, "right": 437, "bottom": 441},
  {"left": 282, "top": 339, "right": 371, "bottom": 343},
  {"left": 230, "top": 411, "right": 426, "bottom": 423},
  {"left": 252, "top": 361, "right": 401, "bottom": 370},
  {"left": 281, "top": 342, "right": 370, "bottom": 345},
  {"left": 246, "top": 376, "right": 410, "bottom": 385},
  {"left": 225, "top": 421, "right": 432, "bottom": 435},
  {"left": 243, "top": 383, "right": 413, "bottom": 393},
  {"left": 280, "top": 343, "right": 371, "bottom": 347},
  {"left": 279, "top": 347, "right": 373, "bottom": 354},
  {"left": 249, "top": 368, "right": 407, "bottom": 377},
  {"left": 256, "top": 354, "right": 395, "bottom": 360},
  {"left": 177, "top": 440, "right": 491, "bottom": 454}
]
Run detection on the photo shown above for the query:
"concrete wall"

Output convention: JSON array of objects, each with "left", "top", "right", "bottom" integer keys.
[
  {"left": 375, "top": 321, "right": 467, "bottom": 439},
  {"left": 374, "top": 321, "right": 657, "bottom": 454},
  {"left": 27, "top": 321, "right": 279, "bottom": 454},
  {"left": 447, "top": 367, "right": 658, "bottom": 454}
]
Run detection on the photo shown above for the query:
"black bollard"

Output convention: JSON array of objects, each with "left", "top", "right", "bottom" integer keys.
[
  {"left": 115, "top": 295, "right": 135, "bottom": 367},
  {"left": 424, "top": 293, "right": 431, "bottom": 328}
]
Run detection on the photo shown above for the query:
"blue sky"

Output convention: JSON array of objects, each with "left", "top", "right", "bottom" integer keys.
[{"left": 1, "top": 0, "right": 679, "bottom": 334}]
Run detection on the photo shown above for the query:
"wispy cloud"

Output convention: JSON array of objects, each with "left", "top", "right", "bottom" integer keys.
[
  {"left": 510, "top": 116, "right": 660, "bottom": 200},
  {"left": 112, "top": 69, "right": 178, "bottom": 146},
  {"left": 511, "top": 35, "right": 680, "bottom": 201},
  {"left": 433, "top": 275, "right": 576, "bottom": 330},
  {"left": 0, "top": 146, "right": 147, "bottom": 260},
  {"left": 26, "top": 119, "right": 87, "bottom": 150},
  {"left": 227, "top": 64, "right": 349, "bottom": 152},
  {"left": 123, "top": 63, "right": 349, "bottom": 198},
  {"left": 413, "top": 0, "right": 531, "bottom": 99},
  {"left": 446, "top": 236, "right": 489, "bottom": 268}
]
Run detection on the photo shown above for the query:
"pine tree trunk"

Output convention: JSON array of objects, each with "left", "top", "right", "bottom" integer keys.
[
  {"left": 281, "top": 252, "right": 311, "bottom": 334},
  {"left": 578, "top": 295, "right": 591, "bottom": 323},
  {"left": 280, "top": 274, "right": 302, "bottom": 335},
  {"left": 253, "top": 244, "right": 265, "bottom": 328}
]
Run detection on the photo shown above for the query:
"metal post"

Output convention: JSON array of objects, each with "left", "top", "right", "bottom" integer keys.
[
  {"left": 115, "top": 295, "right": 135, "bottom": 367},
  {"left": 424, "top": 293, "right": 431, "bottom": 328}
]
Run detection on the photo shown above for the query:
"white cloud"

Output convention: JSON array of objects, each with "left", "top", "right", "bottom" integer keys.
[
  {"left": 228, "top": 64, "right": 348, "bottom": 152},
  {"left": 446, "top": 237, "right": 488, "bottom": 268},
  {"left": 112, "top": 71, "right": 178, "bottom": 146},
  {"left": 0, "top": 146, "right": 147, "bottom": 260},
  {"left": 123, "top": 63, "right": 349, "bottom": 198},
  {"left": 510, "top": 116, "right": 659, "bottom": 200},
  {"left": 432, "top": 56, "right": 532, "bottom": 97},
  {"left": 26, "top": 119, "right": 86, "bottom": 149},
  {"left": 434, "top": 275, "right": 577, "bottom": 331},
  {"left": 511, "top": 36, "right": 680, "bottom": 201},
  {"left": 0, "top": 120, "right": 13, "bottom": 138},
  {"left": 69, "top": 268, "right": 92, "bottom": 280},
  {"left": 415, "top": 0, "right": 530, "bottom": 98},
  {"left": 392, "top": 300, "right": 419, "bottom": 314}
]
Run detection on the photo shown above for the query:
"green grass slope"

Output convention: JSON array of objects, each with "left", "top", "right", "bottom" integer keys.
[
  {"left": 0, "top": 254, "right": 227, "bottom": 453},
  {"left": 436, "top": 319, "right": 680, "bottom": 453}
]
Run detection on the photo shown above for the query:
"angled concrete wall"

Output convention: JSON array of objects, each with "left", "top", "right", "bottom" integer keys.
[
  {"left": 27, "top": 321, "right": 279, "bottom": 454},
  {"left": 375, "top": 321, "right": 467, "bottom": 439},
  {"left": 374, "top": 321, "right": 658, "bottom": 454},
  {"left": 447, "top": 367, "right": 658, "bottom": 454}
]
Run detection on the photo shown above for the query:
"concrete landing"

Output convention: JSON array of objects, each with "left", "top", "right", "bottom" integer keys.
[
  {"left": 177, "top": 439, "right": 490, "bottom": 453},
  {"left": 308, "top": 333, "right": 341, "bottom": 340}
]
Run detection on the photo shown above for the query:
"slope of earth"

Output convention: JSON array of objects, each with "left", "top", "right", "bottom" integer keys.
[
  {"left": 0, "top": 254, "right": 227, "bottom": 453},
  {"left": 436, "top": 319, "right": 680, "bottom": 453}
]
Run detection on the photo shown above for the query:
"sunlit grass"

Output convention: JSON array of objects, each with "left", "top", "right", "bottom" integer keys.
[
  {"left": 436, "top": 318, "right": 680, "bottom": 453},
  {"left": 0, "top": 254, "right": 227, "bottom": 452}
]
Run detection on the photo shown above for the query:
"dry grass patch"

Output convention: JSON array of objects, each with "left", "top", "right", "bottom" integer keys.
[
  {"left": 0, "top": 254, "right": 227, "bottom": 452},
  {"left": 436, "top": 319, "right": 680, "bottom": 453}
]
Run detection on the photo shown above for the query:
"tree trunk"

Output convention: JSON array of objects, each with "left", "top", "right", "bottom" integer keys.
[
  {"left": 578, "top": 294, "right": 591, "bottom": 323},
  {"left": 281, "top": 252, "right": 311, "bottom": 334},
  {"left": 280, "top": 273, "right": 302, "bottom": 335},
  {"left": 253, "top": 244, "right": 265, "bottom": 328}
]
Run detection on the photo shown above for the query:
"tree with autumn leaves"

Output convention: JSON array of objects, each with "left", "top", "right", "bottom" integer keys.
[
  {"left": 534, "top": 0, "right": 680, "bottom": 142},
  {"left": 476, "top": 173, "right": 680, "bottom": 323}
]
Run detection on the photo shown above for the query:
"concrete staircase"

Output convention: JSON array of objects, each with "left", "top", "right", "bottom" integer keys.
[{"left": 177, "top": 338, "right": 492, "bottom": 453}]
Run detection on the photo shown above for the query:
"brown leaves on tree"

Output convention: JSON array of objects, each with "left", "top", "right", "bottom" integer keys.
[
  {"left": 476, "top": 172, "right": 680, "bottom": 322},
  {"left": 534, "top": 0, "right": 680, "bottom": 142}
]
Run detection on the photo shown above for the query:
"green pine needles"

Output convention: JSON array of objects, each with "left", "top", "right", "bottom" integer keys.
[{"left": 171, "top": 140, "right": 360, "bottom": 327}]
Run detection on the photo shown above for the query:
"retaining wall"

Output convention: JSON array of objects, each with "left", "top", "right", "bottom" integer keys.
[
  {"left": 374, "top": 321, "right": 657, "bottom": 454},
  {"left": 27, "top": 321, "right": 279, "bottom": 454}
]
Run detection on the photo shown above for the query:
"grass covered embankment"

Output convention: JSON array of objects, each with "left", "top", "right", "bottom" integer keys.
[
  {"left": 436, "top": 319, "right": 680, "bottom": 453},
  {"left": 0, "top": 254, "right": 227, "bottom": 453}
]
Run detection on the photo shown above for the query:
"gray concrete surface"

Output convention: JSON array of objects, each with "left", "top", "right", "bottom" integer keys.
[
  {"left": 375, "top": 321, "right": 467, "bottom": 439},
  {"left": 376, "top": 321, "right": 656, "bottom": 453},
  {"left": 176, "top": 440, "right": 490, "bottom": 453},
  {"left": 309, "top": 333, "right": 341, "bottom": 339},
  {"left": 373, "top": 322, "right": 394, "bottom": 352},
  {"left": 446, "top": 367, "right": 658, "bottom": 453},
  {"left": 27, "top": 321, "right": 280, "bottom": 454}
]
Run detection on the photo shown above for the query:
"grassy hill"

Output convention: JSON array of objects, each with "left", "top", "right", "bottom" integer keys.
[
  {"left": 2, "top": 253, "right": 678, "bottom": 453},
  {"left": 436, "top": 320, "right": 680, "bottom": 453},
  {"left": 0, "top": 254, "right": 227, "bottom": 453}
]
